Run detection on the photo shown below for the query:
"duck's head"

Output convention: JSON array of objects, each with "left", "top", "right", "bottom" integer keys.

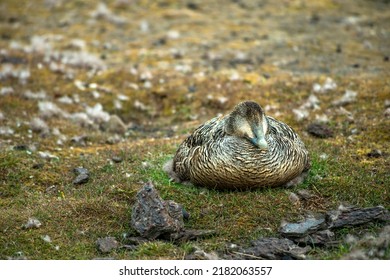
[{"left": 224, "top": 101, "right": 269, "bottom": 150}]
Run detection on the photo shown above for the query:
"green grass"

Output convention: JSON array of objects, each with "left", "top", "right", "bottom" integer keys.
[{"left": 1, "top": 136, "right": 388, "bottom": 259}]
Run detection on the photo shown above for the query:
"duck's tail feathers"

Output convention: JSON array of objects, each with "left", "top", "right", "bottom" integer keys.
[{"left": 163, "top": 159, "right": 182, "bottom": 183}]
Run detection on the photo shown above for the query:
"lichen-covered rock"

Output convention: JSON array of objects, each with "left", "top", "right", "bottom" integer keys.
[
  {"left": 131, "top": 182, "right": 184, "bottom": 239},
  {"left": 96, "top": 236, "right": 119, "bottom": 253},
  {"left": 326, "top": 205, "right": 388, "bottom": 228}
]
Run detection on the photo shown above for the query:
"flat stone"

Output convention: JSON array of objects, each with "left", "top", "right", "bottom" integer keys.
[
  {"left": 279, "top": 216, "right": 327, "bottom": 238},
  {"left": 366, "top": 149, "right": 383, "bottom": 158},
  {"left": 307, "top": 122, "right": 334, "bottom": 138},
  {"left": 96, "top": 237, "right": 119, "bottom": 253},
  {"left": 73, "top": 167, "right": 89, "bottom": 175},
  {"left": 73, "top": 173, "right": 89, "bottom": 185},
  {"left": 111, "top": 156, "right": 123, "bottom": 163},
  {"left": 23, "top": 218, "right": 42, "bottom": 229},
  {"left": 327, "top": 205, "right": 388, "bottom": 228},
  {"left": 32, "top": 163, "right": 45, "bottom": 169},
  {"left": 13, "top": 144, "right": 29, "bottom": 151}
]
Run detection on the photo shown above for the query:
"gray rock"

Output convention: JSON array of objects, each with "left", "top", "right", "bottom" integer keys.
[
  {"left": 73, "top": 167, "right": 90, "bottom": 184},
  {"left": 96, "top": 236, "right": 119, "bottom": 253},
  {"left": 131, "top": 182, "right": 184, "bottom": 239},
  {"left": 8, "top": 251, "right": 28, "bottom": 260},
  {"left": 280, "top": 216, "right": 327, "bottom": 238},
  {"left": 73, "top": 173, "right": 89, "bottom": 185},
  {"left": 327, "top": 205, "right": 388, "bottom": 228},
  {"left": 41, "top": 235, "right": 52, "bottom": 243},
  {"left": 384, "top": 107, "right": 390, "bottom": 118},
  {"left": 366, "top": 149, "right": 383, "bottom": 158},
  {"left": 73, "top": 167, "right": 89, "bottom": 175},
  {"left": 23, "top": 218, "right": 42, "bottom": 229},
  {"left": 306, "top": 122, "right": 334, "bottom": 138},
  {"left": 70, "top": 135, "right": 88, "bottom": 146},
  {"left": 106, "top": 135, "right": 122, "bottom": 144},
  {"left": 111, "top": 156, "right": 123, "bottom": 163},
  {"left": 13, "top": 144, "right": 29, "bottom": 151},
  {"left": 332, "top": 90, "right": 357, "bottom": 106}
]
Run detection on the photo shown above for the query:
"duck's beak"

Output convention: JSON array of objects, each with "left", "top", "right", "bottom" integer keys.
[
  {"left": 251, "top": 136, "right": 268, "bottom": 150},
  {"left": 251, "top": 127, "right": 268, "bottom": 150}
]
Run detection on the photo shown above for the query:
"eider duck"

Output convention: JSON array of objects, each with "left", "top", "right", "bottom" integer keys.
[{"left": 165, "top": 101, "right": 310, "bottom": 190}]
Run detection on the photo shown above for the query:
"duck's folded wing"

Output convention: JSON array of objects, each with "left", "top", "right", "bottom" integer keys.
[
  {"left": 267, "top": 116, "right": 300, "bottom": 141},
  {"left": 173, "top": 117, "right": 222, "bottom": 181},
  {"left": 181, "top": 117, "right": 222, "bottom": 147}
]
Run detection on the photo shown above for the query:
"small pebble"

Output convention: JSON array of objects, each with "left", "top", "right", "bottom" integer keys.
[
  {"left": 45, "top": 185, "right": 58, "bottom": 194},
  {"left": 13, "top": 144, "right": 29, "bottom": 151},
  {"left": 366, "top": 149, "right": 382, "bottom": 158},
  {"left": 106, "top": 135, "right": 122, "bottom": 144},
  {"left": 292, "top": 108, "right": 309, "bottom": 121},
  {"left": 70, "top": 135, "right": 88, "bottom": 146},
  {"left": 306, "top": 122, "right": 334, "bottom": 138},
  {"left": 0, "top": 126, "right": 14, "bottom": 135},
  {"left": 73, "top": 173, "right": 89, "bottom": 185},
  {"left": 38, "top": 151, "right": 59, "bottom": 160},
  {"left": 112, "top": 156, "right": 123, "bottom": 163},
  {"left": 384, "top": 107, "right": 390, "bottom": 118},
  {"left": 41, "top": 235, "right": 52, "bottom": 243},
  {"left": 73, "top": 167, "right": 89, "bottom": 175},
  {"left": 332, "top": 90, "right": 357, "bottom": 106},
  {"left": 32, "top": 163, "right": 45, "bottom": 169},
  {"left": 319, "top": 153, "right": 329, "bottom": 160},
  {"left": 96, "top": 236, "right": 119, "bottom": 253},
  {"left": 141, "top": 161, "right": 152, "bottom": 169},
  {"left": 23, "top": 218, "right": 42, "bottom": 229}
]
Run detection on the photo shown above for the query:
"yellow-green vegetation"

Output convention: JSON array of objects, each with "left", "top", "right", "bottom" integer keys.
[{"left": 0, "top": 0, "right": 389, "bottom": 259}]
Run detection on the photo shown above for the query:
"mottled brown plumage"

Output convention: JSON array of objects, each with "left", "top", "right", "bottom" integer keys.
[{"left": 165, "top": 101, "right": 310, "bottom": 190}]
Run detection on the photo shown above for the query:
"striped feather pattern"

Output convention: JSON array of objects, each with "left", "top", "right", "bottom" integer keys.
[{"left": 171, "top": 103, "right": 310, "bottom": 190}]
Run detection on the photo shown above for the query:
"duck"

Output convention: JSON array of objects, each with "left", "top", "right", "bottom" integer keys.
[{"left": 164, "top": 101, "right": 310, "bottom": 190}]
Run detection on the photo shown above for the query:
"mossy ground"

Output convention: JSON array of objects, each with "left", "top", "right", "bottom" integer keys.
[{"left": 0, "top": 0, "right": 389, "bottom": 259}]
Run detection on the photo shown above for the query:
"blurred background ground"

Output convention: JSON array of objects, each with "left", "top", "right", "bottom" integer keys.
[{"left": 0, "top": 0, "right": 389, "bottom": 259}]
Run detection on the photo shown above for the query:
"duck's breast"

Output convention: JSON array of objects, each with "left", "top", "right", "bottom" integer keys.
[{"left": 189, "top": 134, "right": 308, "bottom": 189}]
